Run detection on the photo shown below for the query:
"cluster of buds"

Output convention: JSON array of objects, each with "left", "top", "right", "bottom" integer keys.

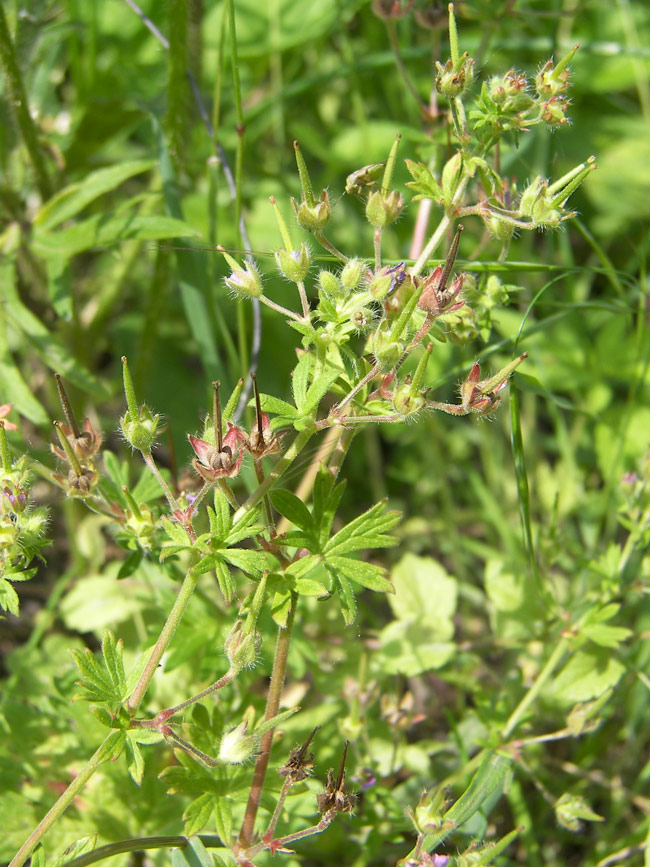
[
  {"left": 188, "top": 376, "right": 282, "bottom": 488},
  {"left": 1, "top": 408, "right": 49, "bottom": 591},
  {"left": 430, "top": 354, "right": 528, "bottom": 417},
  {"left": 481, "top": 156, "right": 596, "bottom": 235},
  {"left": 487, "top": 69, "right": 532, "bottom": 114},
  {"left": 51, "top": 374, "right": 102, "bottom": 497},
  {"left": 535, "top": 46, "right": 577, "bottom": 98}
]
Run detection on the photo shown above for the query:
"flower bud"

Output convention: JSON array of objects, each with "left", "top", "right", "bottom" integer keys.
[
  {"left": 318, "top": 269, "right": 343, "bottom": 298},
  {"left": 540, "top": 95, "right": 571, "bottom": 128},
  {"left": 392, "top": 383, "right": 425, "bottom": 416},
  {"left": 224, "top": 260, "right": 263, "bottom": 299},
  {"left": 483, "top": 210, "right": 516, "bottom": 242},
  {"left": 555, "top": 792, "right": 603, "bottom": 832},
  {"left": 218, "top": 721, "right": 258, "bottom": 765},
  {"left": 412, "top": 786, "right": 450, "bottom": 834},
  {"left": 340, "top": 258, "right": 365, "bottom": 291},
  {"left": 275, "top": 243, "right": 311, "bottom": 283},
  {"left": 368, "top": 265, "right": 397, "bottom": 301},
  {"left": 365, "top": 189, "right": 404, "bottom": 228},
  {"left": 535, "top": 45, "right": 578, "bottom": 97},
  {"left": 435, "top": 53, "right": 474, "bottom": 98},
  {"left": 224, "top": 620, "right": 261, "bottom": 671},
  {"left": 369, "top": 327, "right": 403, "bottom": 368},
  {"left": 120, "top": 404, "right": 160, "bottom": 453},
  {"left": 291, "top": 189, "right": 331, "bottom": 232},
  {"left": 488, "top": 70, "right": 529, "bottom": 108}
]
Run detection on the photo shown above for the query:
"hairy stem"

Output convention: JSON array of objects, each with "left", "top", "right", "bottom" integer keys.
[
  {"left": 126, "top": 568, "right": 200, "bottom": 711},
  {"left": 502, "top": 637, "right": 570, "bottom": 740},
  {"left": 239, "top": 591, "right": 298, "bottom": 846},
  {"left": 9, "top": 737, "right": 115, "bottom": 867},
  {"left": 233, "top": 429, "right": 314, "bottom": 525}
]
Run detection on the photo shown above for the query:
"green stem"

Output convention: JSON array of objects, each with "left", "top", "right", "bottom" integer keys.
[
  {"left": 126, "top": 568, "right": 200, "bottom": 711},
  {"left": 373, "top": 227, "right": 382, "bottom": 270},
  {"left": 9, "top": 737, "right": 115, "bottom": 867},
  {"left": 233, "top": 429, "right": 313, "bottom": 525},
  {"left": 239, "top": 591, "right": 298, "bottom": 846},
  {"left": 502, "top": 637, "right": 570, "bottom": 740},
  {"left": 0, "top": 421, "right": 11, "bottom": 469},
  {"left": 313, "top": 230, "right": 347, "bottom": 263},
  {"left": 140, "top": 451, "right": 179, "bottom": 514},
  {"left": 0, "top": 4, "right": 52, "bottom": 199},
  {"left": 260, "top": 294, "right": 303, "bottom": 321}
]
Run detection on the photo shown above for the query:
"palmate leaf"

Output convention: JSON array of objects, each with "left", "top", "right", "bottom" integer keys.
[{"left": 69, "top": 630, "right": 127, "bottom": 705}]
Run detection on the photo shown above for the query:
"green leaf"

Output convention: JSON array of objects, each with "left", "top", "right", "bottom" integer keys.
[
  {"left": 325, "top": 500, "right": 400, "bottom": 556},
  {"left": 101, "top": 630, "right": 127, "bottom": 696},
  {"left": 32, "top": 213, "right": 201, "bottom": 259},
  {"left": 69, "top": 630, "right": 127, "bottom": 704},
  {"left": 31, "top": 846, "right": 46, "bottom": 867},
  {"left": 125, "top": 734, "right": 145, "bottom": 786},
  {"left": 51, "top": 835, "right": 97, "bottom": 867},
  {"left": 214, "top": 560, "right": 235, "bottom": 603},
  {"left": 421, "top": 751, "right": 512, "bottom": 851},
  {"left": 214, "top": 798, "right": 233, "bottom": 846},
  {"left": 270, "top": 489, "right": 316, "bottom": 534},
  {"left": 284, "top": 554, "right": 323, "bottom": 580},
  {"left": 183, "top": 792, "right": 217, "bottom": 836},
  {"left": 45, "top": 257, "right": 73, "bottom": 320},
  {"left": 292, "top": 352, "right": 311, "bottom": 409},
  {"left": 294, "top": 577, "right": 329, "bottom": 597},
  {"left": 155, "top": 116, "right": 222, "bottom": 378},
  {"left": 271, "top": 589, "right": 292, "bottom": 627},
  {"left": 389, "top": 553, "right": 457, "bottom": 624},
  {"left": 223, "top": 548, "right": 279, "bottom": 577},
  {"left": 34, "top": 159, "right": 156, "bottom": 230},
  {"left": 98, "top": 730, "right": 127, "bottom": 763},
  {"left": 325, "top": 555, "right": 393, "bottom": 593},
  {"left": 326, "top": 566, "right": 357, "bottom": 625},
  {"left": 301, "top": 366, "right": 342, "bottom": 414},
  {"left": 581, "top": 622, "right": 633, "bottom": 649},
  {"left": 162, "top": 516, "right": 193, "bottom": 546},
  {"left": 211, "top": 489, "right": 233, "bottom": 539},
  {"left": 551, "top": 648, "right": 626, "bottom": 704},
  {"left": 380, "top": 620, "right": 456, "bottom": 675},
  {"left": 0, "top": 579, "right": 20, "bottom": 616},
  {"left": 3, "top": 279, "right": 106, "bottom": 398},
  {"left": 257, "top": 394, "right": 298, "bottom": 418},
  {"left": 313, "top": 467, "right": 346, "bottom": 547},
  {"left": 405, "top": 159, "right": 444, "bottom": 202}
]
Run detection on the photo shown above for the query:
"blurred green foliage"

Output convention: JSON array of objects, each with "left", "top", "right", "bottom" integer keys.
[{"left": 1, "top": 1, "right": 650, "bottom": 865}]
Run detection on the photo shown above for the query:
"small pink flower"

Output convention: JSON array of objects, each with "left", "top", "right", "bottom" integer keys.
[{"left": 0, "top": 404, "right": 18, "bottom": 431}]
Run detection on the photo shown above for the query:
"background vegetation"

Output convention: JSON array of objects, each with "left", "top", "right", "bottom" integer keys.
[{"left": 1, "top": 0, "right": 649, "bottom": 865}]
